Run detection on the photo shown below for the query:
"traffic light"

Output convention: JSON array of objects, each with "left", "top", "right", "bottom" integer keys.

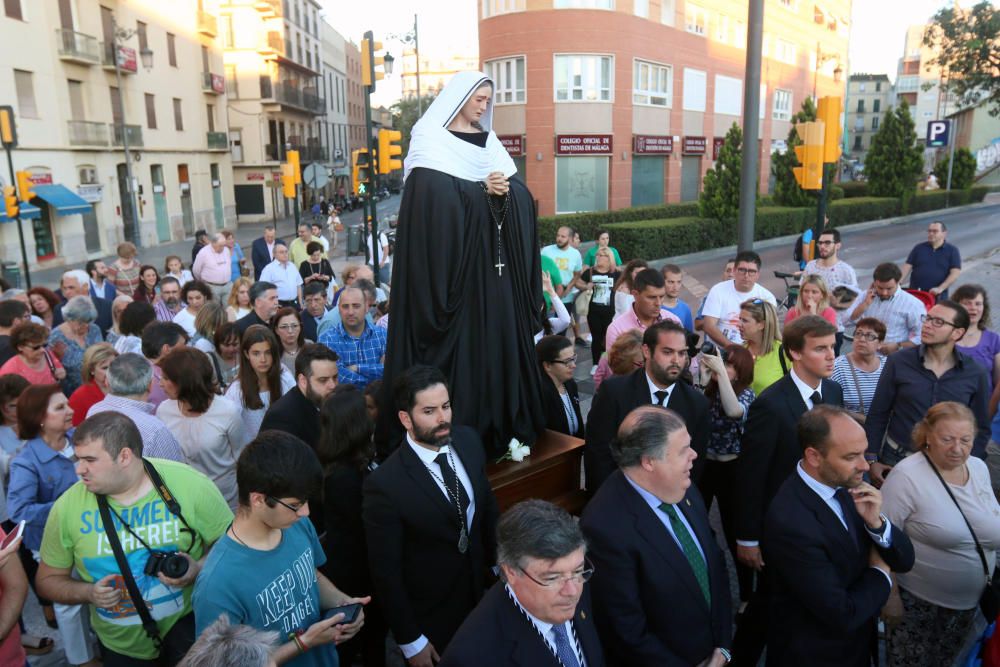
[
  {"left": 0, "top": 106, "right": 17, "bottom": 148},
  {"left": 3, "top": 186, "right": 17, "bottom": 219},
  {"left": 361, "top": 31, "right": 386, "bottom": 92},
  {"left": 816, "top": 96, "right": 842, "bottom": 164},
  {"left": 15, "top": 171, "right": 36, "bottom": 203},
  {"left": 281, "top": 163, "right": 295, "bottom": 198},
  {"left": 378, "top": 129, "right": 402, "bottom": 174},
  {"left": 353, "top": 149, "right": 371, "bottom": 196},
  {"left": 793, "top": 122, "right": 825, "bottom": 191},
  {"left": 286, "top": 149, "right": 301, "bottom": 185}
]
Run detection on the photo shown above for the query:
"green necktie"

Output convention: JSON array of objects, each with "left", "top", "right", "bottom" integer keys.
[{"left": 659, "top": 503, "right": 711, "bottom": 606}]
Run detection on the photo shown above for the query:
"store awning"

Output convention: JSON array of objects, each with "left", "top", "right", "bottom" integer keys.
[
  {"left": 32, "top": 184, "right": 92, "bottom": 216},
  {"left": 0, "top": 202, "right": 40, "bottom": 222}
]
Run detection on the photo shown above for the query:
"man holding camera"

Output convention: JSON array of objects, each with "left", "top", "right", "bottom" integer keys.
[{"left": 36, "top": 412, "right": 233, "bottom": 666}]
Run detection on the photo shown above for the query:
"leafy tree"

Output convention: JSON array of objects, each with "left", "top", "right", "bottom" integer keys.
[
  {"left": 390, "top": 94, "right": 437, "bottom": 158},
  {"left": 699, "top": 123, "right": 747, "bottom": 222},
  {"left": 924, "top": 1, "right": 1000, "bottom": 117},
  {"left": 933, "top": 147, "right": 978, "bottom": 190},
  {"left": 864, "top": 101, "right": 924, "bottom": 199},
  {"left": 772, "top": 97, "right": 818, "bottom": 207}
]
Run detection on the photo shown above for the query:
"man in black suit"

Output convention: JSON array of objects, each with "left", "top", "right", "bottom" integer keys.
[
  {"left": 581, "top": 406, "right": 732, "bottom": 667},
  {"left": 441, "top": 499, "right": 604, "bottom": 667},
  {"left": 251, "top": 224, "right": 284, "bottom": 280},
  {"left": 764, "top": 406, "right": 914, "bottom": 666},
  {"left": 57, "top": 269, "right": 113, "bottom": 335},
  {"left": 732, "top": 314, "right": 842, "bottom": 666},
  {"left": 235, "top": 281, "right": 279, "bottom": 336},
  {"left": 363, "top": 365, "right": 499, "bottom": 667},
  {"left": 585, "top": 319, "right": 710, "bottom": 492}
]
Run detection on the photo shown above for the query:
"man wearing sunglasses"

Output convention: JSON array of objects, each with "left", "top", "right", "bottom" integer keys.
[{"left": 441, "top": 500, "right": 605, "bottom": 667}]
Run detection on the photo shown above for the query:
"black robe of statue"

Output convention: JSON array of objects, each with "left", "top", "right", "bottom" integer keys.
[{"left": 378, "top": 164, "right": 546, "bottom": 458}]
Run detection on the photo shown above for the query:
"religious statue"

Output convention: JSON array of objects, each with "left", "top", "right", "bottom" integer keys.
[{"left": 379, "top": 71, "right": 546, "bottom": 457}]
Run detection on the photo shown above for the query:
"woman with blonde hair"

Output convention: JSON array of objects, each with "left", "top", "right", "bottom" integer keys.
[
  {"left": 784, "top": 274, "right": 836, "bottom": 326},
  {"left": 67, "top": 343, "right": 117, "bottom": 426},
  {"left": 106, "top": 241, "right": 141, "bottom": 296},
  {"left": 226, "top": 277, "right": 253, "bottom": 321},
  {"left": 738, "top": 298, "right": 786, "bottom": 395},
  {"left": 593, "top": 328, "right": 644, "bottom": 389}
]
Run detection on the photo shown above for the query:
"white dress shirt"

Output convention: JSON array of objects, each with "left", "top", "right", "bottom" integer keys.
[
  {"left": 259, "top": 260, "right": 303, "bottom": 301},
  {"left": 645, "top": 372, "right": 675, "bottom": 406},
  {"left": 505, "top": 584, "right": 586, "bottom": 667},
  {"left": 789, "top": 368, "right": 823, "bottom": 409}
]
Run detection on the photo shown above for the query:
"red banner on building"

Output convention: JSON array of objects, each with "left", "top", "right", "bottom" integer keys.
[
  {"left": 682, "top": 136, "right": 707, "bottom": 155},
  {"left": 28, "top": 173, "right": 53, "bottom": 185},
  {"left": 117, "top": 46, "right": 138, "bottom": 73},
  {"left": 712, "top": 137, "right": 726, "bottom": 160},
  {"left": 556, "top": 134, "right": 613, "bottom": 155},
  {"left": 498, "top": 135, "right": 525, "bottom": 156},
  {"left": 633, "top": 135, "right": 673, "bottom": 154},
  {"left": 246, "top": 173, "right": 266, "bottom": 181},
  {"left": 211, "top": 73, "right": 225, "bottom": 94}
]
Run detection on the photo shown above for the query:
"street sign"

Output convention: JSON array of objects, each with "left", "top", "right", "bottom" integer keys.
[
  {"left": 302, "top": 162, "right": 328, "bottom": 189},
  {"left": 927, "top": 120, "right": 951, "bottom": 147}
]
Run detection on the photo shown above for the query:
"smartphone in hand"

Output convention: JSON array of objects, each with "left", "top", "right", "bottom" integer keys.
[{"left": 1, "top": 520, "right": 25, "bottom": 550}]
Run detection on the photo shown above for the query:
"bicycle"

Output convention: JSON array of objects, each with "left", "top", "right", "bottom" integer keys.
[{"left": 773, "top": 271, "right": 799, "bottom": 322}]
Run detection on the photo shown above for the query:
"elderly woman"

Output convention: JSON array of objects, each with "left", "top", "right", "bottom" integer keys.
[
  {"left": 0, "top": 323, "right": 65, "bottom": 385},
  {"left": 882, "top": 402, "right": 1000, "bottom": 666},
  {"left": 104, "top": 294, "right": 133, "bottom": 347},
  {"left": 8, "top": 384, "right": 97, "bottom": 667},
  {"left": 172, "top": 279, "right": 212, "bottom": 337},
  {"left": 536, "top": 335, "right": 584, "bottom": 438},
  {"left": 67, "top": 343, "right": 117, "bottom": 426},
  {"left": 106, "top": 241, "right": 141, "bottom": 296},
  {"left": 27, "top": 287, "right": 61, "bottom": 329},
  {"left": 48, "top": 296, "right": 102, "bottom": 395},
  {"left": 831, "top": 317, "right": 887, "bottom": 423},
  {"left": 156, "top": 347, "right": 243, "bottom": 508},
  {"left": 112, "top": 301, "right": 156, "bottom": 355},
  {"left": 593, "top": 328, "right": 644, "bottom": 390}
]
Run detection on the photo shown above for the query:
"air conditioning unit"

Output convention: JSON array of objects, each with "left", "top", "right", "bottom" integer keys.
[{"left": 79, "top": 167, "right": 98, "bottom": 184}]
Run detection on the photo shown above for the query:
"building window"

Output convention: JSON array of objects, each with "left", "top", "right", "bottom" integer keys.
[
  {"left": 137, "top": 21, "right": 148, "bottom": 53},
  {"left": 734, "top": 20, "right": 746, "bottom": 48},
  {"left": 681, "top": 67, "right": 706, "bottom": 112},
  {"left": 873, "top": 99, "right": 880, "bottom": 113},
  {"left": 633, "top": 59, "right": 671, "bottom": 107},
  {"left": 759, "top": 84, "right": 767, "bottom": 119},
  {"left": 553, "top": 0, "right": 613, "bottom": 8},
  {"left": 858, "top": 82, "right": 866, "bottom": 92},
  {"left": 206, "top": 104, "right": 215, "bottom": 133},
  {"left": 875, "top": 81, "right": 882, "bottom": 92},
  {"left": 144, "top": 93, "right": 156, "bottom": 129},
  {"left": 556, "top": 156, "right": 608, "bottom": 213},
  {"left": 852, "top": 135, "right": 862, "bottom": 151},
  {"left": 4, "top": 0, "right": 22, "bottom": 20},
  {"left": 685, "top": 4, "right": 707, "bottom": 35},
  {"left": 554, "top": 54, "right": 613, "bottom": 102},
  {"left": 485, "top": 56, "right": 526, "bottom": 104},
  {"left": 221, "top": 15, "right": 234, "bottom": 48},
  {"left": 660, "top": 0, "right": 675, "bottom": 25},
  {"left": 634, "top": 0, "right": 648, "bottom": 18},
  {"left": 773, "top": 39, "right": 796, "bottom": 65},
  {"left": 773, "top": 88, "right": 792, "bottom": 121},
  {"left": 714, "top": 74, "right": 742, "bottom": 115},
  {"left": 714, "top": 14, "right": 731, "bottom": 44},
  {"left": 872, "top": 116, "right": 879, "bottom": 130},
  {"left": 225, "top": 64, "right": 238, "bottom": 97},
  {"left": 856, "top": 99, "right": 865, "bottom": 113},
  {"left": 172, "top": 97, "right": 183, "bottom": 131},
  {"left": 13, "top": 69, "right": 37, "bottom": 118},
  {"left": 482, "top": 0, "right": 525, "bottom": 16},
  {"left": 167, "top": 33, "right": 177, "bottom": 67}
]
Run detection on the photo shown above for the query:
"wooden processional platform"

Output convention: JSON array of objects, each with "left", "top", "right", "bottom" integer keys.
[{"left": 487, "top": 429, "right": 586, "bottom": 515}]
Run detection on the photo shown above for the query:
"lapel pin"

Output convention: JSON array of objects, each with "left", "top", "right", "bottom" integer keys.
[
  {"left": 580, "top": 610, "right": 586, "bottom": 620},
  {"left": 685, "top": 498, "right": 691, "bottom": 507}
]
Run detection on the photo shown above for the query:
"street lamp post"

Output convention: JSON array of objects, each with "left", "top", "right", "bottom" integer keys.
[
  {"left": 391, "top": 15, "right": 421, "bottom": 114},
  {"left": 110, "top": 14, "right": 152, "bottom": 249}
]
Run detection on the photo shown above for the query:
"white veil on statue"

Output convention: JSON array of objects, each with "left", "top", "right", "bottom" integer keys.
[{"left": 403, "top": 71, "right": 517, "bottom": 182}]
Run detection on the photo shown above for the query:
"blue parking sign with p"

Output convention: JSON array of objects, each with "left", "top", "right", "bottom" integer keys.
[{"left": 927, "top": 120, "right": 950, "bottom": 147}]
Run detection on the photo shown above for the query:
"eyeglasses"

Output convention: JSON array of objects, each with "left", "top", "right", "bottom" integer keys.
[
  {"left": 267, "top": 496, "right": 306, "bottom": 513},
  {"left": 519, "top": 560, "right": 595, "bottom": 588},
  {"left": 854, "top": 332, "right": 880, "bottom": 342},
  {"left": 735, "top": 268, "right": 759, "bottom": 276},
  {"left": 276, "top": 323, "right": 301, "bottom": 331},
  {"left": 25, "top": 342, "right": 48, "bottom": 351},
  {"left": 551, "top": 355, "right": 577, "bottom": 366},
  {"left": 924, "top": 315, "right": 957, "bottom": 329}
]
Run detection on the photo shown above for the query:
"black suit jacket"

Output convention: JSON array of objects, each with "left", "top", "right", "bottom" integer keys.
[
  {"left": 251, "top": 236, "right": 285, "bottom": 280},
  {"left": 735, "top": 375, "right": 844, "bottom": 542},
  {"left": 55, "top": 291, "right": 112, "bottom": 336},
  {"left": 540, "top": 377, "right": 585, "bottom": 439},
  {"left": 584, "top": 369, "right": 710, "bottom": 492},
  {"left": 235, "top": 310, "right": 270, "bottom": 337},
  {"left": 580, "top": 471, "right": 732, "bottom": 667},
  {"left": 363, "top": 425, "right": 499, "bottom": 652},
  {"left": 322, "top": 463, "right": 370, "bottom": 596},
  {"left": 763, "top": 473, "right": 915, "bottom": 667},
  {"left": 300, "top": 308, "right": 327, "bottom": 343},
  {"left": 440, "top": 581, "right": 605, "bottom": 667}
]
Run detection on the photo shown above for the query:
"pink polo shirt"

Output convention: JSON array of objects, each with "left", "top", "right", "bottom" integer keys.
[
  {"left": 605, "top": 306, "right": 681, "bottom": 351},
  {"left": 192, "top": 245, "right": 231, "bottom": 284}
]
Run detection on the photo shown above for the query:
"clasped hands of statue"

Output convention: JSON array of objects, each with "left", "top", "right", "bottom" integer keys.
[{"left": 484, "top": 171, "right": 509, "bottom": 196}]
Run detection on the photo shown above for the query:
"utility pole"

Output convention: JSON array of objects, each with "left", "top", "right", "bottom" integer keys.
[
  {"left": 110, "top": 14, "right": 142, "bottom": 249},
  {"left": 361, "top": 31, "right": 394, "bottom": 285},
  {"left": 737, "top": 0, "right": 764, "bottom": 252}
]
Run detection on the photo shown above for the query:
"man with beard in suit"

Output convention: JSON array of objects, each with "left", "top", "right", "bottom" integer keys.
[{"left": 363, "top": 364, "right": 499, "bottom": 667}]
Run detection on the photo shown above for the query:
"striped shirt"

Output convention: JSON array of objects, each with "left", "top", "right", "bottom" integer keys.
[
  {"left": 851, "top": 289, "right": 925, "bottom": 345},
  {"left": 86, "top": 394, "right": 184, "bottom": 462},
  {"left": 831, "top": 354, "right": 887, "bottom": 416},
  {"left": 153, "top": 299, "right": 182, "bottom": 323}
]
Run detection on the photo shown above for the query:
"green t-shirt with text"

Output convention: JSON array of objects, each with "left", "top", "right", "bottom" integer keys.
[
  {"left": 40, "top": 459, "right": 233, "bottom": 660},
  {"left": 541, "top": 254, "right": 563, "bottom": 309}
]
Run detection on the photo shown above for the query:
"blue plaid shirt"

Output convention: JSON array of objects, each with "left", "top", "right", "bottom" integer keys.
[{"left": 318, "top": 322, "right": 387, "bottom": 388}]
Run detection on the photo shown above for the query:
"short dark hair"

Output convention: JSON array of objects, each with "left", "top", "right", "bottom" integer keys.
[
  {"left": 236, "top": 430, "right": 323, "bottom": 508},
  {"left": 85, "top": 259, "right": 101, "bottom": 279},
  {"left": 249, "top": 281, "right": 276, "bottom": 304},
  {"left": 303, "top": 281, "right": 327, "bottom": 298},
  {"left": 610, "top": 406, "right": 686, "bottom": 469},
  {"left": 496, "top": 500, "right": 586, "bottom": 572},
  {"left": 873, "top": 262, "right": 902, "bottom": 283},
  {"left": 818, "top": 228, "right": 841, "bottom": 243},
  {"left": 798, "top": 405, "right": 854, "bottom": 454},
  {"left": 159, "top": 347, "right": 217, "bottom": 413},
  {"left": 854, "top": 317, "right": 887, "bottom": 341},
  {"left": 317, "top": 385, "right": 374, "bottom": 468},
  {"left": 661, "top": 263, "right": 682, "bottom": 276},
  {"left": 294, "top": 342, "right": 338, "bottom": 380},
  {"left": 181, "top": 280, "right": 213, "bottom": 303},
  {"left": 306, "top": 241, "right": 324, "bottom": 255},
  {"left": 952, "top": 284, "right": 991, "bottom": 330},
  {"left": 213, "top": 321, "right": 239, "bottom": 350},
  {"left": 119, "top": 301, "right": 157, "bottom": 337},
  {"left": 159, "top": 276, "right": 180, "bottom": 290},
  {"left": 75, "top": 411, "right": 143, "bottom": 459},
  {"left": 394, "top": 364, "right": 449, "bottom": 413},
  {"left": 930, "top": 220, "right": 947, "bottom": 231},
  {"left": 642, "top": 320, "right": 688, "bottom": 350},
  {"left": 0, "top": 374, "right": 30, "bottom": 411},
  {"left": 782, "top": 315, "right": 837, "bottom": 353},
  {"left": 0, "top": 300, "right": 28, "bottom": 327},
  {"left": 141, "top": 321, "right": 188, "bottom": 359},
  {"left": 734, "top": 250, "right": 762, "bottom": 268},
  {"left": 10, "top": 321, "right": 48, "bottom": 349},
  {"left": 17, "top": 384, "right": 63, "bottom": 440},
  {"left": 935, "top": 299, "right": 970, "bottom": 332},
  {"left": 535, "top": 335, "right": 573, "bottom": 372},
  {"left": 633, "top": 268, "right": 665, "bottom": 292}
]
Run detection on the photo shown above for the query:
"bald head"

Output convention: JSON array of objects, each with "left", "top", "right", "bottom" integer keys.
[{"left": 613, "top": 406, "right": 687, "bottom": 469}]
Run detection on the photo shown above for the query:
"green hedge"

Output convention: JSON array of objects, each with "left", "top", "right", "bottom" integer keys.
[
  {"left": 608, "top": 217, "right": 731, "bottom": 261},
  {"left": 753, "top": 207, "right": 814, "bottom": 240},
  {"left": 537, "top": 202, "right": 699, "bottom": 245},
  {"left": 840, "top": 181, "right": 869, "bottom": 198},
  {"left": 826, "top": 197, "right": 901, "bottom": 226}
]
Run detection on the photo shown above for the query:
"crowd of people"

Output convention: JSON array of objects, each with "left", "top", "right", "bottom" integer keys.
[{"left": 0, "top": 212, "right": 993, "bottom": 667}]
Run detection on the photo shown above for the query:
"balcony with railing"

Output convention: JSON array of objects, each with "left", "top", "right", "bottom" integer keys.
[
  {"left": 197, "top": 10, "right": 218, "bottom": 37},
  {"left": 111, "top": 123, "right": 144, "bottom": 147},
  {"left": 67, "top": 121, "right": 109, "bottom": 147},
  {"left": 265, "top": 143, "right": 328, "bottom": 162},
  {"left": 56, "top": 29, "right": 102, "bottom": 65},
  {"left": 202, "top": 72, "right": 225, "bottom": 95},
  {"left": 103, "top": 43, "right": 138, "bottom": 73},
  {"left": 207, "top": 132, "right": 228, "bottom": 150},
  {"left": 265, "top": 81, "right": 325, "bottom": 114},
  {"left": 254, "top": 0, "right": 281, "bottom": 17}
]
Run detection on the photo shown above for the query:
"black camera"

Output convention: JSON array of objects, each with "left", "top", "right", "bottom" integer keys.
[
  {"left": 700, "top": 341, "right": 729, "bottom": 362},
  {"left": 144, "top": 551, "right": 189, "bottom": 579}
]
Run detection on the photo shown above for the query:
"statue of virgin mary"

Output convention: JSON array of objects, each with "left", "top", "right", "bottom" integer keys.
[{"left": 379, "top": 71, "right": 546, "bottom": 457}]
